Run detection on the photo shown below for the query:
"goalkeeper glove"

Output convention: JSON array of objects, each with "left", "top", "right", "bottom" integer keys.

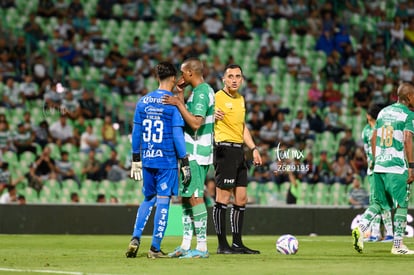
[
  {"left": 180, "top": 155, "right": 191, "bottom": 187},
  {"left": 130, "top": 153, "right": 142, "bottom": 181}
]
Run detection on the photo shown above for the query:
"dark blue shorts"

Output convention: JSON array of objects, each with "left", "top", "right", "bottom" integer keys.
[{"left": 142, "top": 167, "right": 179, "bottom": 197}]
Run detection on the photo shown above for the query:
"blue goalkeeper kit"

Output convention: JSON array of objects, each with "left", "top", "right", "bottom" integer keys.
[
  {"left": 130, "top": 89, "right": 186, "bottom": 252},
  {"left": 132, "top": 89, "right": 187, "bottom": 166}
]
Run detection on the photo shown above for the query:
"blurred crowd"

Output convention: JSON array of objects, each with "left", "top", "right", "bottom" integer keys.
[{"left": 1, "top": 0, "right": 414, "bottom": 205}]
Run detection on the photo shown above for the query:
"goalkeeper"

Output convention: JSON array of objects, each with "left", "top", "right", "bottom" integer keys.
[{"left": 126, "top": 61, "right": 191, "bottom": 259}]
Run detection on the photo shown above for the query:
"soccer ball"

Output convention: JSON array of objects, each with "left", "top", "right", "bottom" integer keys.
[{"left": 276, "top": 234, "right": 299, "bottom": 255}]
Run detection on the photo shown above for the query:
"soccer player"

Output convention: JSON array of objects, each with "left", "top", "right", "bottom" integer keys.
[
  {"left": 162, "top": 57, "right": 214, "bottom": 258},
  {"left": 361, "top": 104, "right": 393, "bottom": 242},
  {"left": 353, "top": 83, "right": 414, "bottom": 255},
  {"left": 213, "top": 64, "right": 262, "bottom": 254},
  {"left": 125, "top": 61, "right": 191, "bottom": 259}
]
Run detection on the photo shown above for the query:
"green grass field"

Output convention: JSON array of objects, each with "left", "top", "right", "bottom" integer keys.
[{"left": 1, "top": 235, "right": 413, "bottom": 275}]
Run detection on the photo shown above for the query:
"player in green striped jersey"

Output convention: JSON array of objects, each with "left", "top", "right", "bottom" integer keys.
[
  {"left": 353, "top": 83, "right": 414, "bottom": 255},
  {"left": 360, "top": 105, "right": 393, "bottom": 242},
  {"left": 163, "top": 58, "right": 214, "bottom": 259}
]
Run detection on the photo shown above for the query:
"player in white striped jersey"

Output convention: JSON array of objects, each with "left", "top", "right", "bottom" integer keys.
[
  {"left": 353, "top": 83, "right": 414, "bottom": 255},
  {"left": 360, "top": 105, "right": 393, "bottom": 242}
]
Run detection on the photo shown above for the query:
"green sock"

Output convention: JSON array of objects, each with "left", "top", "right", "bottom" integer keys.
[
  {"left": 193, "top": 203, "right": 208, "bottom": 252},
  {"left": 360, "top": 204, "right": 381, "bottom": 233},
  {"left": 394, "top": 207, "right": 407, "bottom": 241},
  {"left": 181, "top": 203, "right": 193, "bottom": 250},
  {"left": 381, "top": 210, "right": 393, "bottom": 237},
  {"left": 371, "top": 215, "right": 381, "bottom": 238}
]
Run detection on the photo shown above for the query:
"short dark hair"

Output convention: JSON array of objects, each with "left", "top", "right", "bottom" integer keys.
[
  {"left": 224, "top": 64, "right": 243, "bottom": 75},
  {"left": 6, "top": 185, "right": 15, "bottom": 192},
  {"left": 156, "top": 61, "right": 177, "bottom": 80},
  {"left": 1, "top": 162, "right": 8, "bottom": 169},
  {"left": 367, "top": 104, "right": 383, "bottom": 120},
  {"left": 96, "top": 193, "right": 105, "bottom": 202}
]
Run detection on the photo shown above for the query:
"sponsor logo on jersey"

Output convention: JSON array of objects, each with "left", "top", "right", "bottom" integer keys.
[
  {"left": 195, "top": 103, "right": 204, "bottom": 111},
  {"left": 142, "top": 96, "right": 163, "bottom": 104},
  {"left": 143, "top": 149, "right": 164, "bottom": 158},
  {"left": 377, "top": 154, "right": 392, "bottom": 162},
  {"left": 144, "top": 106, "right": 164, "bottom": 115}
]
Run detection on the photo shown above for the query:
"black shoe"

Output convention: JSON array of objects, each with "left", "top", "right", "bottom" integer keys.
[
  {"left": 126, "top": 238, "right": 140, "bottom": 258},
  {"left": 147, "top": 247, "right": 168, "bottom": 259},
  {"left": 217, "top": 246, "right": 243, "bottom": 254},
  {"left": 231, "top": 244, "right": 260, "bottom": 254}
]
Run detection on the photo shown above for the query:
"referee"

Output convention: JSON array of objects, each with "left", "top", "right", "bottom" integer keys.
[{"left": 213, "top": 64, "right": 262, "bottom": 254}]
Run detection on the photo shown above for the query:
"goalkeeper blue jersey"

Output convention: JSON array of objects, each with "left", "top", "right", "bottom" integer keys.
[{"left": 132, "top": 89, "right": 185, "bottom": 169}]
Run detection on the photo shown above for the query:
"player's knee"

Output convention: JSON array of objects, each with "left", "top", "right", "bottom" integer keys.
[
  {"left": 215, "top": 192, "right": 231, "bottom": 204},
  {"left": 234, "top": 196, "right": 247, "bottom": 206}
]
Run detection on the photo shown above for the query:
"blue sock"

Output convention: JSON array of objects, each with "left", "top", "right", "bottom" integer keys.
[
  {"left": 151, "top": 197, "right": 170, "bottom": 251},
  {"left": 132, "top": 196, "right": 156, "bottom": 239}
]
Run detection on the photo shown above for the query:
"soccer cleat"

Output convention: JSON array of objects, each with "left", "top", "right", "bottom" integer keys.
[
  {"left": 368, "top": 236, "right": 380, "bottom": 242},
  {"left": 382, "top": 235, "right": 394, "bottom": 242},
  {"left": 125, "top": 238, "right": 140, "bottom": 258},
  {"left": 352, "top": 227, "right": 364, "bottom": 253},
  {"left": 231, "top": 244, "right": 260, "bottom": 254},
  {"left": 168, "top": 246, "right": 189, "bottom": 258},
  {"left": 147, "top": 248, "right": 168, "bottom": 259},
  {"left": 179, "top": 249, "right": 209, "bottom": 259},
  {"left": 391, "top": 245, "right": 414, "bottom": 255}
]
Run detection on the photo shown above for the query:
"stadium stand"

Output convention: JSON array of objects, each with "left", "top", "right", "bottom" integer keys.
[{"left": 0, "top": 0, "right": 414, "bottom": 206}]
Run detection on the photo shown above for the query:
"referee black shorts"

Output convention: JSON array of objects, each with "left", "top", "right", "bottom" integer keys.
[{"left": 213, "top": 142, "right": 248, "bottom": 189}]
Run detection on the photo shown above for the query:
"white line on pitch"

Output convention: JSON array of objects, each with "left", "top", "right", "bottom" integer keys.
[{"left": 0, "top": 267, "right": 116, "bottom": 275}]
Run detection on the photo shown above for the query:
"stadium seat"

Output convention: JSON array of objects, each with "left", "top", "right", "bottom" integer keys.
[
  {"left": 275, "top": 18, "right": 289, "bottom": 34},
  {"left": 271, "top": 57, "right": 286, "bottom": 75},
  {"left": 61, "top": 142, "right": 78, "bottom": 156},
  {"left": 39, "top": 185, "right": 58, "bottom": 203},
  {"left": 61, "top": 179, "right": 79, "bottom": 191},
  {"left": 313, "top": 182, "right": 329, "bottom": 205},
  {"left": 301, "top": 182, "right": 316, "bottom": 205},
  {"left": 240, "top": 9, "right": 251, "bottom": 29},
  {"left": 20, "top": 151, "right": 36, "bottom": 164},
  {"left": 303, "top": 34, "right": 316, "bottom": 50},
  {"left": 83, "top": 1, "right": 96, "bottom": 17},
  {"left": 3, "top": 151, "right": 18, "bottom": 166},
  {"left": 331, "top": 182, "right": 346, "bottom": 206},
  {"left": 246, "top": 180, "right": 257, "bottom": 200},
  {"left": 71, "top": 161, "right": 83, "bottom": 178},
  {"left": 24, "top": 187, "right": 39, "bottom": 203},
  {"left": 5, "top": 7, "right": 18, "bottom": 30},
  {"left": 288, "top": 33, "right": 301, "bottom": 51},
  {"left": 112, "top": 4, "right": 123, "bottom": 17},
  {"left": 69, "top": 66, "right": 84, "bottom": 81}
]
